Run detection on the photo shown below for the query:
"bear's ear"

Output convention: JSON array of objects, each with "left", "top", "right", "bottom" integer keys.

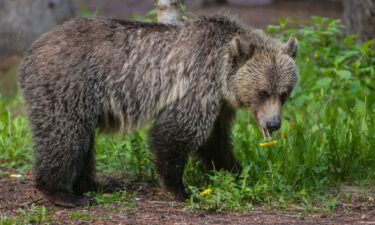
[
  {"left": 284, "top": 37, "right": 298, "bottom": 59},
  {"left": 229, "top": 36, "right": 243, "bottom": 57},
  {"left": 229, "top": 36, "right": 255, "bottom": 59}
]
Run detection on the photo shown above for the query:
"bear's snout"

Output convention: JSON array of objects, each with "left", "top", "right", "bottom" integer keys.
[{"left": 266, "top": 119, "right": 281, "bottom": 132}]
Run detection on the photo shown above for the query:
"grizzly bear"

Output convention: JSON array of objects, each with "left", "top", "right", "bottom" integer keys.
[{"left": 18, "top": 15, "right": 298, "bottom": 207}]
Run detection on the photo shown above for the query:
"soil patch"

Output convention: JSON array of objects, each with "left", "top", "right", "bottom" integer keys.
[{"left": 1, "top": 170, "right": 375, "bottom": 224}]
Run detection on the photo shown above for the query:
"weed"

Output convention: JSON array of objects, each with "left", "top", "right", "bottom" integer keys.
[
  {"left": 0, "top": 214, "right": 20, "bottom": 225},
  {"left": 18, "top": 205, "right": 50, "bottom": 224},
  {"left": 86, "top": 191, "right": 137, "bottom": 212},
  {"left": 79, "top": 4, "right": 100, "bottom": 17},
  {"left": 68, "top": 211, "right": 95, "bottom": 222}
]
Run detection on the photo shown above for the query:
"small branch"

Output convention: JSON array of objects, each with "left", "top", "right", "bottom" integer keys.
[
  {"left": 18, "top": 197, "right": 44, "bottom": 207},
  {"left": 156, "top": 0, "right": 185, "bottom": 26}
]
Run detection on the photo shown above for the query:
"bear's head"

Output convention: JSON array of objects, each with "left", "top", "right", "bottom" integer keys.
[{"left": 225, "top": 35, "right": 298, "bottom": 136}]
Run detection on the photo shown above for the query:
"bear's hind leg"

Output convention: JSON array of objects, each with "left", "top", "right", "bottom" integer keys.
[
  {"left": 73, "top": 133, "right": 98, "bottom": 195},
  {"left": 33, "top": 117, "right": 97, "bottom": 207}
]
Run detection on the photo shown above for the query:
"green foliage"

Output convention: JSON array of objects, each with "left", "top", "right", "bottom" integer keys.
[
  {"left": 79, "top": 4, "right": 100, "bottom": 17},
  {"left": 86, "top": 191, "right": 137, "bottom": 212},
  {"left": 188, "top": 169, "right": 253, "bottom": 211},
  {"left": 68, "top": 211, "right": 95, "bottom": 222},
  {"left": 18, "top": 205, "right": 50, "bottom": 224},
  {"left": 0, "top": 214, "right": 19, "bottom": 225},
  {"left": 1, "top": 206, "right": 55, "bottom": 225},
  {"left": 0, "top": 100, "right": 32, "bottom": 172},
  {"left": 132, "top": 9, "right": 158, "bottom": 23},
  {"left": 267, "top": 17, "right": 374, "bottom": 110},
  {"left": 94, "top": 191, "right": 136, "bottom": 207},
  {"left": 95, "top": 130, "right": 156, "bottom": 181}
]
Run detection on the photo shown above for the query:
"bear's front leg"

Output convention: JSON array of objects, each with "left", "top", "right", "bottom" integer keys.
[
  {"left": 149, "top": 95, "right": 221, "bottom": 201},
  {"left": 150, "top": 138, "right": 190, "bottom": 201},
  {"left": 197, "top": 102, "right": 241, "bottom": 173},
  {"left": 149, "top": 116, "right": 197, "bottom": 201}
]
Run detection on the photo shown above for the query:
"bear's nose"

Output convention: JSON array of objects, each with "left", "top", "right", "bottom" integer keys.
[{"left": 266, "top": 120, "right": 281, "bottom": 131}]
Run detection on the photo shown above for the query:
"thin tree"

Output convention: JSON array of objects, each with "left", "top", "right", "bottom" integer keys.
[
  {"left": 203, "top": 0, "right": 227, "bottom": 6},
  {"left": 0, "top": 0, "right": 74, "bottom": 59},
  {"left": 343, "top": 0, "right": 375, "bottom": 43},
  {"left": 156, "top": 0, "right": 185, "bottom": 26}
]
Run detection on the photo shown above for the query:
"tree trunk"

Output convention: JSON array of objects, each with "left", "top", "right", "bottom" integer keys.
[
  {"left": 0, "top": 0, "right": 74, "bottom": 59},
  {"left": 156, "top": 0, "right": 185, "bottom": 26},
  {"left": 203, "top": 0, "right": 227, "bottom": 6},
  {"left": 343, "top": 0, "right": 375, "bottom": 43}
]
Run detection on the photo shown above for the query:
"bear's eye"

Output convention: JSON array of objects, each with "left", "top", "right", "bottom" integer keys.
[
  {"left": 280, "top": 92, "right": 289, "bottom": 103},
  {"left": 259, "top": 91, "right": 270, "bottom": 100}
]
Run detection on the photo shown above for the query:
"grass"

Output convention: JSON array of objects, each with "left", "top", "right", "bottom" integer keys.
[
  {"left": 88, "top": 190, "right": 138, "bottom": 212},
  {"left": 0, "top": 15, "right": 374, "bottom": 220},
  {"left": 68, "top": 211, "right": 95, "bottom": 222},
  {"left": 0, "top": 205, "right": 52, "bottom": 225}
]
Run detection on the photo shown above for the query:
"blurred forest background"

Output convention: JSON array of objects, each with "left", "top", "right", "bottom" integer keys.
[{"left": 0, "top": 0, "right": 373, "bottom": 98}]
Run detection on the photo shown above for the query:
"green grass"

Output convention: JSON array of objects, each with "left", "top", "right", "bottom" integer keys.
[
  {"left": 68, "top": 211, "right": 95, "bottom": 222},
  {"left": 0, "top": 16, "right": 374, "bottom": 214},
  {"left": 0, "top": 205, "right": 52, "bottom": 225},
  {"left": 86, "top": 190, "right": 137, "bottom": 211}
]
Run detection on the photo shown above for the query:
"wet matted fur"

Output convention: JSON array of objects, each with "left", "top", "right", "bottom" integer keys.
[{"left": 18, "top": 15, "right": 298, "bottom": 207}]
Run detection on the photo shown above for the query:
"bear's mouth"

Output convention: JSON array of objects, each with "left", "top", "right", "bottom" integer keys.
[
  {"left": 257, "top": 118, "right": 273, "bottom": 138},
  {"left": 260, "top": 126, "right": 272, "bottom": 138},
  {"left": 253, "top": 110, "right": 279, "bottom": 138}
]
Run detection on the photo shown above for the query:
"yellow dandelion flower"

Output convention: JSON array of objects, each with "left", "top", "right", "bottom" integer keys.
[
  {"left": 289, "top": 122, "right": 296, "bottom": 129},
  {"left": 9, "top": 174, "right": 22, "bottom": 178},
  {"left": 313, "top": 51, "right": 319, "bottom": 58},
  {"left": 259, "top": 140, "right": 277, "bottom": 147},
  {"left": 305, "top": 57, "right": 310, "bottom": 62},
  {"left": 201, "top": 188, "right": 212, "bottom": 196}
]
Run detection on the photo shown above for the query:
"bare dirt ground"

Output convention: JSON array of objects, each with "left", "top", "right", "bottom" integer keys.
[{"left": 1, "top": 169, "right": 375, "bottom": 225}]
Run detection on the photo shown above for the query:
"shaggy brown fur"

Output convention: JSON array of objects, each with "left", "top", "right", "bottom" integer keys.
[{"left": 18, "top": 15, "right": 298, "bottom": 207}]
